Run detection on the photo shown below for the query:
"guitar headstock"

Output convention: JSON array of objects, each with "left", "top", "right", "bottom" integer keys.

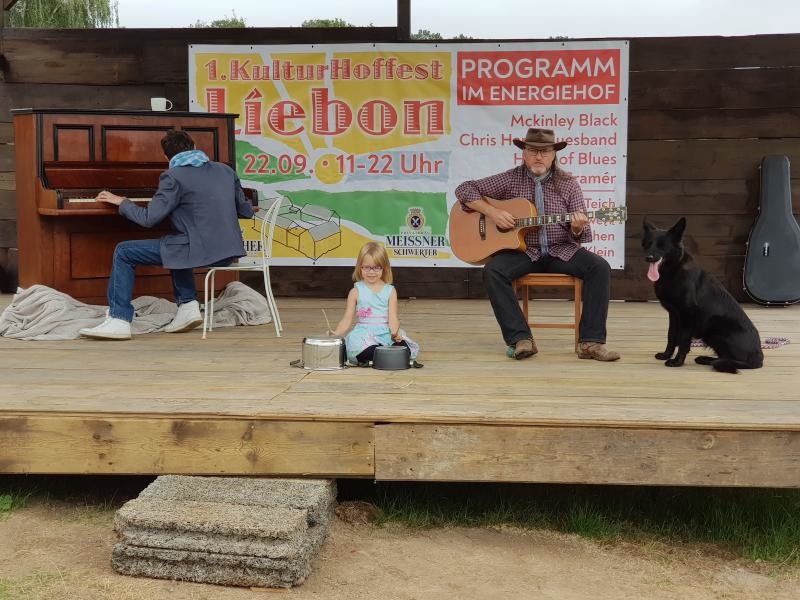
[{"left": 595, "top": 205, "right": 628, "bottom": 223}]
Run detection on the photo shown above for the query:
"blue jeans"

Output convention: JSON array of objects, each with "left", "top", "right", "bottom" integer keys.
[{"left": 108, "top": 239, "right": 231, "bottom": 322}]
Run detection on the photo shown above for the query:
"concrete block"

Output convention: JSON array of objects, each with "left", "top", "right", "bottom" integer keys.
[
  {"left": 115, "top": 498, "right": 307, "bottom": 540},
  {"left": 112, "top": 543, "right": 313, "bottom": 588},
  {"left": 139, "top": 476, "right": 336, "bottom": 525},
  {"left": 112, "top": 476, "right": 336, "bottom": 588}
]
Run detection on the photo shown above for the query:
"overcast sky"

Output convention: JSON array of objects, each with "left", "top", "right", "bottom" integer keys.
[{"left": 118, "top": 0, "right": 800, "bottom": 38}]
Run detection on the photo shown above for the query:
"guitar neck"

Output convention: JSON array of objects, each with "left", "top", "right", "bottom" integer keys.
[{"left": 515, "top": 210, "right": 600, "bottom": 228}]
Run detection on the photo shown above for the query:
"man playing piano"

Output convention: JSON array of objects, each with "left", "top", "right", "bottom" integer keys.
[{"left": 78, "top": 130, "right": 254, "bottom": 340}]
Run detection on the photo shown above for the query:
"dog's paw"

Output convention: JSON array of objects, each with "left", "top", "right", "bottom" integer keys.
[
  {"left": 665, "top": 358, "right": 684, "bottom": 367},
  {"left": 655, "top": 351, "right": 671, "bottom": 360},
  {"left": 694, "top": 356, "right": 714, "bottom": 365}
]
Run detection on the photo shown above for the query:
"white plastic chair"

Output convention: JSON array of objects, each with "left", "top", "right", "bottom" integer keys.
[{"left": 202, "top": 196, "right": 284, "bottom": 338}]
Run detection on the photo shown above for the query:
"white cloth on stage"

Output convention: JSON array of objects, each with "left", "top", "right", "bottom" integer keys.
[{"left": 0, "top": 281, "right": 271, "bottom": 341}]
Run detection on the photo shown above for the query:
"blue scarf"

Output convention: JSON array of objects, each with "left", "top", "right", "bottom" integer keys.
[
  {"left": 526, "top": 169, "right": 553, "bottom": 256},
  {"left": 169, "top": 149, "right": 209, "bottom": 169}
]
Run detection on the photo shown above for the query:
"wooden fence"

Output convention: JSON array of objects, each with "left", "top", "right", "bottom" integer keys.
[{"left": 0, "top": 29, "right": 798, "bottom": 300}]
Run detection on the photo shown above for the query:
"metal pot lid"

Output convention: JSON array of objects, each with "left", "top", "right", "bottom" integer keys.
[{"left": 302, "top": 336, "right": 345, "bottom": 346}]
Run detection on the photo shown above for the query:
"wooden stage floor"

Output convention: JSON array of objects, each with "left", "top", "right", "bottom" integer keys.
[{"left": 1, "top": 295, "right": 799, "bottom": 487}]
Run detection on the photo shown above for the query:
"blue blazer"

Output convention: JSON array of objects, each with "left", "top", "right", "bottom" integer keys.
[{"left": 118, "top": 162, "right": 254, "bottom": 269}]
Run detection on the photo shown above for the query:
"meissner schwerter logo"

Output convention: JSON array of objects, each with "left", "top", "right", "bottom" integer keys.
[
  {"left": 385, "top": 207, "right": 447, "bottom": 258},
  {"left": 406, "top": 207, "right": 425, "bottom": 230}
]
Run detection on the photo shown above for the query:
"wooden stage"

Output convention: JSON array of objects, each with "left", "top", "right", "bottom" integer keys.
[{"left": 0, "top": 295, "right": 799, "bottom": 488}]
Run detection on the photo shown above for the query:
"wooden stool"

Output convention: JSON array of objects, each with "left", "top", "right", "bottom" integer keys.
[{"left": 513, "top": 273, "right": 583, "bottom": 345}]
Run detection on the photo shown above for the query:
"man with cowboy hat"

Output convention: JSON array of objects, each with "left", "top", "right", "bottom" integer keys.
[{"left": 454, "top": 127, "right": 620, "bottom": 362}]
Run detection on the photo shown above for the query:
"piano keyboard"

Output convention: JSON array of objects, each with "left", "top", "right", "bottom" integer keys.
[{"left": 66, "top": 197, "right": 152, "bottom": 203}]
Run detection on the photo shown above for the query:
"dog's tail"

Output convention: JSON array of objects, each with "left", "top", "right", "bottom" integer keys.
[{"left": 711, "top": 358, "right": 761, "bottom": 374}]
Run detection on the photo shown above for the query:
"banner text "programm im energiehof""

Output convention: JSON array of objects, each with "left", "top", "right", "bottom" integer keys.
[{"left": 457, "top": 49, "right": 620, "bottom": 105}]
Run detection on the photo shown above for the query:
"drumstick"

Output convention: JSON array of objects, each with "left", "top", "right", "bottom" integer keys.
[{"left": 322, "top": 308, "right": 333, "bottom": 334}]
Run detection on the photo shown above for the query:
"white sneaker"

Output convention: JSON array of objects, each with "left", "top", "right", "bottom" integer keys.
[
  {"left": 165, "top": 300, "right": 202, "bottom": 333},
  {"left": 79, "top": 317, "right": 132, "bottom": 340}
]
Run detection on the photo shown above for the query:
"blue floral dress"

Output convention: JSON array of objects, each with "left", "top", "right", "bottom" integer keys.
[{"left": 345, "top": 281, "right": 419, "bottom": 363}]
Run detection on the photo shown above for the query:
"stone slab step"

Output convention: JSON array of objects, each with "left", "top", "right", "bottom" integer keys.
[
  {"left": 140, "top": 476, "right": 336, "bottom": 526},
  {"left": 112, "top": 543, "right": 313, "bottom": 588},
  {"left": 115, "top": 498, "right": 306, "bottom": 540}
]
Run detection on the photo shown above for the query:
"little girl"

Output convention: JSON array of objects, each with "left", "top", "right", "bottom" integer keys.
[{"left": 330, "top": 242, "right": 420, "bottom": 365}]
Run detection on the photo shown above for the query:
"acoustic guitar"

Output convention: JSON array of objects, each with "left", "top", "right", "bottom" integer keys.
[{"left": 448, "top": 197, "right": 628, "bottom": 264}]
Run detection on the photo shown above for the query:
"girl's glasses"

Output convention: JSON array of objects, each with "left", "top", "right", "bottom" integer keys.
[{"left": 361, "top": 265, "right": 383, "bottom": 272}]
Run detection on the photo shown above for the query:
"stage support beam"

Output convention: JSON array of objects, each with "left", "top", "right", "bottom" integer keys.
[
  {"left": 375, "top": 424, "right": 800, "bottom": 487},
  {"left": 0, "top": 416, "right": 375, "bottom": 476}
]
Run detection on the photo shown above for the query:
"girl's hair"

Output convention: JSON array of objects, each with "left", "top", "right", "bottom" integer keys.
[{"left": 352, "top": 242, "right": 393, "bottom": 284}]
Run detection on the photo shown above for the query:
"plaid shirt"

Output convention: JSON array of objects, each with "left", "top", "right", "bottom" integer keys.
[{"left": 454, "top": 165, "right": 592, "bottom": 262}]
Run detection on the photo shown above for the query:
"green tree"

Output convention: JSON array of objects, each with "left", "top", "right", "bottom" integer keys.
[
  {"left": 301, "top": 18, "right": 355, "bottom": 27},
  {"left": 190, "top": 11, "right": 246, "bottom": 28},
  {"left": 410, "top": 30, "right": 473, "bottom": 40},
  {"left": 410, "top": 29, "right": 443, "bottom": 40},
  {"left": 8, "top": 0, "right": 118, "bottom": 28}
]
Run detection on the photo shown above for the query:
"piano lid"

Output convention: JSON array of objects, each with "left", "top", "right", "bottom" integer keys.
[
  {"left": 11, "top": 108, "right": 240, "bottom": 118},
  {"left": 12, "top": 108, "right": 241, "bottom": 164}
]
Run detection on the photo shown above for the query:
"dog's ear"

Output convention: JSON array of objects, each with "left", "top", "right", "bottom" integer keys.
[
  {"left": 668, "top": 217, "right": 687, "bottom": 242},
  {"left": 643, "top": 218, "right": 655, "bottom": 233}
]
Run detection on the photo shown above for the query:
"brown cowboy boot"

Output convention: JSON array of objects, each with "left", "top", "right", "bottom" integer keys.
[
  {"left": 513, "top": 338, "right": 538, "bottom": 360},
  {"left": 576, "top": 342, "right": 620, "bottom": 361}
]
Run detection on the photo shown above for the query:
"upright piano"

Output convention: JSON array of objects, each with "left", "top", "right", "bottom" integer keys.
[{"left": 13, "top": 108, "right": 244, "bottom": 304}]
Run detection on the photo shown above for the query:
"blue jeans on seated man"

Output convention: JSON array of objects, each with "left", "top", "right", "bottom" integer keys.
[{"left": 108, "top": 239, "right": 232, "bottom": 322}]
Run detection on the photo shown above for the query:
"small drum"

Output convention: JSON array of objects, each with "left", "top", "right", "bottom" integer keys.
[
  {"left": 292, "top": 336, "right": 347, "bottom": 371},
  {"left": 372, "top": 345, "right": 412, "bottom": 370}
]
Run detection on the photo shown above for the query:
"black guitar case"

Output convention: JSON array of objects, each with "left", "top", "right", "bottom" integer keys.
[{"left": 743, "top": 155, "right": 800, "bottom": 305}]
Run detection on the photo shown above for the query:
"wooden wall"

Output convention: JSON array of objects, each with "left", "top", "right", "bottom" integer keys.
[{"left": 0, "top": 30, "right": 798, "bottom": 300}]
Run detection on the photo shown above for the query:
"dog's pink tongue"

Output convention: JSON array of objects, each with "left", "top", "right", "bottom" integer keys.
[{"left": 647, "top": 259, "right": 662, "bottom": 282}]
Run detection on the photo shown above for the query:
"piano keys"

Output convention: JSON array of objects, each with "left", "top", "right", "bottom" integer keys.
[
  {"left": 59, "top": 192, "right": 154, "bottom": 206},
  {"left": 13, "top": 109, "right": 242, "bottom": 304}
]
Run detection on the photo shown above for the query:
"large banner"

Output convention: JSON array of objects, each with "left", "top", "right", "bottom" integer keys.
[{"left": 189, "top": 41, "right": 628, "bottom": 268}]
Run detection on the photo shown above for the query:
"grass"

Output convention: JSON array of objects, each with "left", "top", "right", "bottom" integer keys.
[
  {"left": 2, "top": 475, "right": 799, "bottom": 566},
  {"left": 0, "top": 573, "right": 63, "bottom": 600},
  {"left": 563, "top": 502, "right": 623, "bottom": 539},
  {"left": 338, "top": 481, "right": 800, "bottom": 564},
  {"left": 0, "top": 475, "right": 151, "bottom": 521},
  {"left": 0, "top": 488, "right": 34, "bottom": 517}
]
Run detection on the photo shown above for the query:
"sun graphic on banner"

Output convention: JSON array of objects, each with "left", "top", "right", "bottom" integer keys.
[{"left": 314, "top": 153, "right": 345, "bottom": 185}]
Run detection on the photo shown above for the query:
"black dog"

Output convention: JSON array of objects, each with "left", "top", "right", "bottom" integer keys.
[{"left": 642, "top": 217, "right": 763, "bottom": 373}]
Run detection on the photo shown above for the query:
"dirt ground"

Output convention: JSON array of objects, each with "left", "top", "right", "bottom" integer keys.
[{"left": 0, "top": 503, "right": 798, "bottom": 600}]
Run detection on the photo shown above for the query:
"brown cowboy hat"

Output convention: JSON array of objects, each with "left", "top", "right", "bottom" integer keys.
[{"left": 512, "top": 128, "right": 567, "bottom": 151}]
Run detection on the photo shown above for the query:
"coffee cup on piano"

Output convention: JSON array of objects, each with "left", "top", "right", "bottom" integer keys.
[{"left": 150, "top": 97, "right": 173, "bottom": 111}]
